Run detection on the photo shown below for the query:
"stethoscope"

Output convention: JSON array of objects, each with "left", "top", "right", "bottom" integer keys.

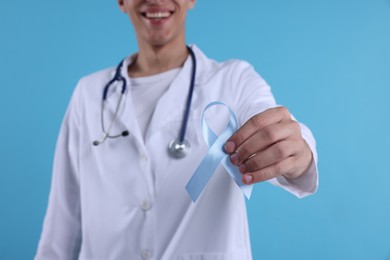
[{"left": 93, "top": 46, "right": 196, "bottom": 159}]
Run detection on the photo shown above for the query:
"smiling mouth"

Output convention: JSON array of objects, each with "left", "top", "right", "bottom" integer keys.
[{"left": 141, "top": 11, "right": 174, "bottom": 20}]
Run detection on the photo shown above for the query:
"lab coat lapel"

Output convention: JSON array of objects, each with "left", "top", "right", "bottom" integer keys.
[
  {"left": 145, "top": 45, "right": 216, "bottom": 141},
  {"left": 145, "top": 52, "right": 195, "bottom": 141}
]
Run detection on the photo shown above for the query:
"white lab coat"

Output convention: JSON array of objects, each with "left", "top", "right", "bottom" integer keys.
[{"left": 35, "top": 45, "right": 318, "bottom": 260}]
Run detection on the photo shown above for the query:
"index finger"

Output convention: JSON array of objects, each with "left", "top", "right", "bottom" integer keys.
[{"left": 224, "top": 106, "right": 291, "bottom": 153}]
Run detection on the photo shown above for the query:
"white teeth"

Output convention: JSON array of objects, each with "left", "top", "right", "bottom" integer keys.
[{"left": 145, "top": 12, "right": 171, "bottom": 19}]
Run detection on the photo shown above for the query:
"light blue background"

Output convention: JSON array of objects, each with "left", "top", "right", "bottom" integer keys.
[{"left": 1, "top": 0, "right": 389, "bottom": 259}]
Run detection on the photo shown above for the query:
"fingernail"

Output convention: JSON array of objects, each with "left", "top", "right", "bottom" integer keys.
[
  {"left": 230, "top": 153, "right": 240, "bottom": 165},
  {"left": 224, "top": 141, "right": 236, "bottom": 153},
  {"left": 238, "top": 163, "right": 247, "bottom": 174},
  {"left": 243, "top": 174, "right": 253, "bottom": 184}
]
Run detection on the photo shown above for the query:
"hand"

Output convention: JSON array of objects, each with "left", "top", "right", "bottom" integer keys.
[{"left": 224, "top": 106, "right": 313, "bottom": 185}]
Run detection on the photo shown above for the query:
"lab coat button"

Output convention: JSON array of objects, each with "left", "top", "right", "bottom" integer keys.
[
  {"left": 140, "top": 154, "right": 149, "bottom": 162},
  {"left": 141, "top": 249, "right": 152, "bottom": 260},
  {"left": 140, "top": 200, "right": 152, "bottom": 211}
]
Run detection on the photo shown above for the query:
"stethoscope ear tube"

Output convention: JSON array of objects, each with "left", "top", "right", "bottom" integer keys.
[
  {"left": 93, "top": 73, "right": 128, "bottom": 146},
  {"left": 103, "top": 60, "right": 126, "bottom": 101},
  {"left": 93, "top": 130, "right": 129, "bottom": 146}
]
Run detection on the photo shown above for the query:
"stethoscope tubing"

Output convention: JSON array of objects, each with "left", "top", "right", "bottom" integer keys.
[
  {"left": 94, "top": 45, "right": 196, "bottom": 159},
  {"left": 103, "top": 60, "right": 126, "bottom": 101},
  {"left": 178, "top": 46, "right": 196, "bottom": 143}
]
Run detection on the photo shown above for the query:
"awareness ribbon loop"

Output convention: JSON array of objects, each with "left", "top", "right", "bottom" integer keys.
[{"left": 185, "top": 101, "right": 253, "bottom": 202}]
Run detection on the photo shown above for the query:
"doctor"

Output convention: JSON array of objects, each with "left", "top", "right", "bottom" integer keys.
[{"left": 36, "top": 0, "right": 318, "bottom": 259}]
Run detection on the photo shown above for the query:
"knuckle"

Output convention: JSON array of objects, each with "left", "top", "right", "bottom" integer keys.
[
  {"left": 231, "top": 136, "right": 242, "bottom": 147},
  {"left": 250, "top": 114, "right": 266, "bottom": 128},
  {"left": 230, "top": 132, "right": 244, "bottom": 146},
  {"left": 262, "top": 128, "right": 277, "bottom": 143},
  {"left": 238, "top": 144, "right": 251, "bottom": 158},
  {"left": 246, "top": 156, "right": 261, "bottom": 171},
  {"left": 274, "top": 142, "right": 288, "bottom": 158},
  {"left": 290, "top": 121, "right": 301, "bottom": 134},
  {"left": 297, "top": 138, "right": 306, "bottom": 151},
  {"left": 277, "top": 106, "right": 289, "bottom": 116}
]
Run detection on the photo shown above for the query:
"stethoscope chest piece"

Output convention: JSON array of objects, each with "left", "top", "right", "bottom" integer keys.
[{"left": 168, "top": 139, "right": 191, "bottom": 159}]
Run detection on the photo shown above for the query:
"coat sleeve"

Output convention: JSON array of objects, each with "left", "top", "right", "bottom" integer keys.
[
  {"left": 35, "top": 84, "right": 82, "bottom": 260},
  {"left": 232, "top": 61, "right": 318, "bottom": 198}
]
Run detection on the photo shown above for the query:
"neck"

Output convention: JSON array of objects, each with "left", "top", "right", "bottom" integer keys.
[{"left": 129, "top": 42, "right": 189, "bottom": 78}]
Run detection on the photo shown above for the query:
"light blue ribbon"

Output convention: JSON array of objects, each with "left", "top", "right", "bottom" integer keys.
[{"left": 185, "top": 101, "right": 253, "bottom": 202}]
